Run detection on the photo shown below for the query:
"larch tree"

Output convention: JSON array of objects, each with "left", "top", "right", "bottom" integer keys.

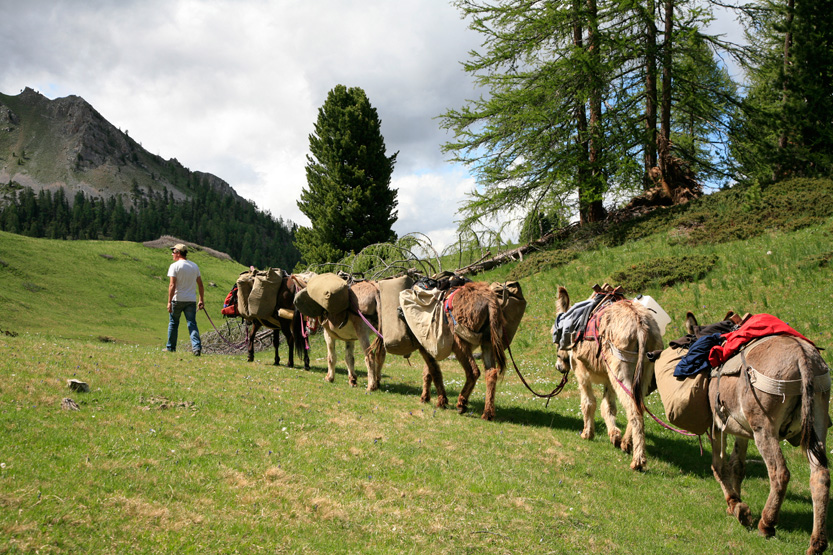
[
  {"left": 730, "top": 0, "right": 833, "bottom": 181},
  {"left": 441, "top": 0, "right": 741, "bottom": 239},
  {"left": 296, "top": 85, "right": 398, "bottom": 265}
]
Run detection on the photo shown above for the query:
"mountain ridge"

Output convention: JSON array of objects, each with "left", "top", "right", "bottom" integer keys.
[{"left": 0, "top": 87, "right": 243, "bottom": 207}]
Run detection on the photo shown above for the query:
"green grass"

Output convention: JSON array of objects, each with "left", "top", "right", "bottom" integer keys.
[
  {"left": 2, "top": 196, "right": 833, "bottom": 553},
  {"left": 0, "top": 231, "right": 246, "bottom": 344}
]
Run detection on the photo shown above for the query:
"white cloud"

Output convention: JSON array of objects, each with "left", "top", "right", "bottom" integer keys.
[{"left": 0, "top": 0, "right": 483, "bottom": 250}]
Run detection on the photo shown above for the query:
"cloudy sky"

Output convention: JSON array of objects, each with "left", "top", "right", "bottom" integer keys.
[
  {"left": 1, "top": 1, "right": 744, "bottom": 251},
  {"left": 1, "top": 0, "right": 487, "bottom": 250}
]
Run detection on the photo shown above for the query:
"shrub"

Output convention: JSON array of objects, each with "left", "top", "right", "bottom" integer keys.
[
  {"left": 507, "top": 249, "right": 578, "bottom": 280},
  {"left": 609, "top": 254, "right": 719, "bottom": 293}
]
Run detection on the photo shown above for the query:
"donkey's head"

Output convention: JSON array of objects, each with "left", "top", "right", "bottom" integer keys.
[{"left": 555, "top": 286, "right": 573, "bottom": 374}]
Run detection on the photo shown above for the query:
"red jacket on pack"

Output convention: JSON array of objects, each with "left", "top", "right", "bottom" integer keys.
[{"left": 708, "top": 313, "right": 814, "bottom": 367}]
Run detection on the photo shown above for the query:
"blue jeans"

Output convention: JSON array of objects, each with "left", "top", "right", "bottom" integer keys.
[{"left": 167, "top": 301, "right": 201, "bottom": 352}]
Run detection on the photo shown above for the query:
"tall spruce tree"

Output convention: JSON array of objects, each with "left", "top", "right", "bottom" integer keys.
[{"left": 296, "top": 85, "right": 398, "bottom": 265}]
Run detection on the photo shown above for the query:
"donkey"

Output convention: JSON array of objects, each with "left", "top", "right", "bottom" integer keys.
[
  {"left": 245, "top": 274, "right": 310, "bottom": 370},
  {"left": 686, "top": 313, "right": 831, "bottom": 555},
  {"left": 321, "top": 280, "right": 387, "bottom": 391},
  {"left": 555, "top": 286, "right": 663, "bottom": 470},
  {"left": 417, "top": 281, "right": 508, "bottom": 421}
]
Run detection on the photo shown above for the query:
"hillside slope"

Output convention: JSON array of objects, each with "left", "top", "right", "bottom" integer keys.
[{"left": 0, "top": 231, "right": 247, "bottom": 344}]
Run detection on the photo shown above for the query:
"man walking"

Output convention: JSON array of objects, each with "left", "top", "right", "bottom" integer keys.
[{"left": 166, "top": 243, "right": 204, "bottom": 355}]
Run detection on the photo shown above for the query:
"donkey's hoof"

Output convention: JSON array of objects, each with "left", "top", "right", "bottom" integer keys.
[
  {"left": 630, "top": 457, "right": 646, "bottom": 471},
  {"left": 325, "top": 375, "right": 335, "bottom": 383},
  {"left": 420, "top": 395, "right": 431, "bottom": 404},
  {"left": 758, "top": 518, "right": 776, "bottom": 538},
  {"left": 436, "top": 395, "right": 448, "bottom": 409},
  {"left": 808, "top": 534, "right": 827, "bottom": 555},
  {"left": 581, "top": 429, "right": 595, "bottom": 441},
  {"left": 481, "top": 412, "right": 494, "bottom": 421},
  {"left": 733, "top": 503, "right": 753, "bottom": 528}
]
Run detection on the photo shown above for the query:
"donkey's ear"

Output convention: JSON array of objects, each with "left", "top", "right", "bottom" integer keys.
[
  {"left": 684, "top": 311, "right": 699, "bottom": 335},
  {"left": 556, "top": 286, "right": 570, "bottom": 313}
]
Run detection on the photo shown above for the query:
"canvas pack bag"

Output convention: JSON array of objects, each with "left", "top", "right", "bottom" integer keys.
[
  {"left": 399, "top": 286, "right": 452, "bottom": 360},
  {"left": 655, "top": 346, "right": 712, "bottom": 435},
  {"left": 378, "top": 275, "right": 417, "bottom": 356},
  {"left": 490, "top": 280, "right": 527, "bottom": 346},
  {"left": 236, "top": 271, "right": 256, "bottom": 319},
  {"left": 248, "top": 267, "right": 283, "bottom": 320},
  {"left": 306, "top": 272, "right": 350, "bottom": 327},
  {"left": 293, "top": 288, "right": 325, "bottom": 319}
]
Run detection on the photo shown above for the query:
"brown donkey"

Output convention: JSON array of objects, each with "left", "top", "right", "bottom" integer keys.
[
  {"left": 418, "top": 281, "right": 508, "bottom": 420},
  {"left": 686, "top": 313, "right": 831, "bottom": 555},
  {"left": 555, "top": 286, "right": 663, "bottom": 470},
  {"left": 245, "top": 274, "right": 310, "bottom": 370}
]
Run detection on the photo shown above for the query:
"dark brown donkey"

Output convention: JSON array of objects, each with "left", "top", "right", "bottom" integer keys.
[
  {"left": 418, "top": 281, "right": 508, "bottom": 421},
  {"left": 245, "top": 274, "right": 310, "bottom": 370}
]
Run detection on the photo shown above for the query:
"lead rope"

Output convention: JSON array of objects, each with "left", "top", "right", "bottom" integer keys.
[
  {"left": 201, "top": 306, "right": 248, "bottom": 349},
  {"left": 508, "top": 344, "right": 569, "bottom": 406}
]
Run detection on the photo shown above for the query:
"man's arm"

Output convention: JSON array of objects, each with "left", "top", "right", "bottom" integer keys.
[
  {"left": 168, "top": 277, "right": 177, "bottom": 313},
  {"left": 196, "top": 276, "right": 205, "bottom": 310}
]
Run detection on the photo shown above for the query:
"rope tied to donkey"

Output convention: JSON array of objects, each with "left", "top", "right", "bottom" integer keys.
[{"left": 508, "top": 344, "right": 570, "bottom": 406}]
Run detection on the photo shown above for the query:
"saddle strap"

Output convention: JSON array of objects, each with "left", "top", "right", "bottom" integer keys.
[
  {"left": 747, "top": 367, "right": 832, "bottom": 397},
  {"left": 605, "top": 340, "right": 640, "bottom": 363}
]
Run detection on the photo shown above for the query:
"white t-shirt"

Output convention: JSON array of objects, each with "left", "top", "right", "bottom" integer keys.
[{"left": 167, "top": 259, "right": 201, "bottom": 302}]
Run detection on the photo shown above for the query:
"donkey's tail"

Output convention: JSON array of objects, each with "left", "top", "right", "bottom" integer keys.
[
  {"left": 292, "top": 309, "right": 307, "bottom": 358},
  {"left": 798, "top": 339, "right": 828, "bottom": 468},
  {"left": 632, "top": 319, "right": 649, "bottom": 413},
  {"left": 488, "top": 292, "right": 507, "bottom": 371}
]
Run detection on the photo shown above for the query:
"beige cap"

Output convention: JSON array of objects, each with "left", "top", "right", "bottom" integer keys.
[{"left": 171, "top": 243, "right": 188, "bottom": 254}]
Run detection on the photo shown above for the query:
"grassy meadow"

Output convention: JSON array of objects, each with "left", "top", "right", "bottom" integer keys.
[{"left": 2, "top": 182, "right": 833, "bottom": 554}]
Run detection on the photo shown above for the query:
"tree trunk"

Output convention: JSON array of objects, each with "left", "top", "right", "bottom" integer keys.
[
  {"left": 659, "top": 0, "right": 673, "bottom": 177},
  {"left": 775, "top": 0, "right": 795, "bottom": 179},
  {"left": 581, "top": 0, "right": 606, "bottom": 223},
  {"left": 572, "top": 0, "right": 592, "bottom": 225},
  {"left": 644, "top": 0, "right": 658, "bottom": 187}
]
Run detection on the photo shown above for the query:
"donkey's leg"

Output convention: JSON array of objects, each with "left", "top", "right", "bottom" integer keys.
[
  {"left": 480, "top": 344, "right": 500, "bottom": 421},
  {"left": 247, "top": 321, "right": 259, "bottom": 363},
  {"left": 729, "top": 437, "right": 749, "bottom": 497},
  {"left": 754, "top": 426, "right": 790, "bottom": 538},
  {"left": 711, "top": 430, "right": 752, "bottom": 527},
  {"left": 607, "top": 362, "right": 646, "bottom": 469},
  {"left": 418, "top": 347, "right": 447, "bottom": 408},
  {"left": 273, "top": 326, "right": 282, "bottom": 366},
  {"left": 808, "top": 393, "right": 830, "bottom": 555},
  {"left": 574, "top": 363, "right": 597, "bottom": 441},
  {"left": 452, "top": 341, "right": 479, "bottom": 415},
  {"left": 324, "top": 329, "right": 337, "bottom": 383},
  {"left": 344, "top": 340, "right": 358, "bottom": 387},
  {"left": 600, "top": 382, "right": 622, "bottom": 449},
  {"left": 372, "top": 341, "right": 386, "bottom": 390},
  {"left": 358, "top": 331, "right": 378, "bottom": 392},
  {"left": 282, "top": 323, "right": 294, "bottom": 368}
]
